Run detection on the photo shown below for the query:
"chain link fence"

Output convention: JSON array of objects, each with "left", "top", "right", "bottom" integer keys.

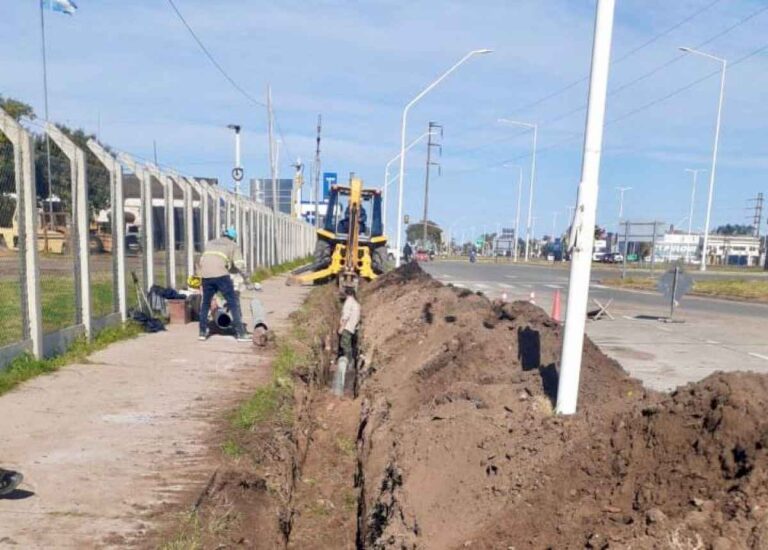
[{"left": 0, "top": 108, "right": 316, "bottom": 368}]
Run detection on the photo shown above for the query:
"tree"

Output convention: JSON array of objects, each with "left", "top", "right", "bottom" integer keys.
[
  {"left": 715, "top": 224, "right": 754, "bottom": 236},
  {"left": 406, "top": 220, "right": 443, "bottom": 247},
  {"left": 594, "top": 225, "right": 607, "bottom": 240}
]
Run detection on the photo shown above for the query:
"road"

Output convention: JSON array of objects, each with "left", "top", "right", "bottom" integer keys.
[{"left": 423, "top": 260, "right": 768, "bottom": 392}]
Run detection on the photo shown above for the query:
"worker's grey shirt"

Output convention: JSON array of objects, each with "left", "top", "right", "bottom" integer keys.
[{"left": 199, "top": 237, "right": 244, "bottom": 278}]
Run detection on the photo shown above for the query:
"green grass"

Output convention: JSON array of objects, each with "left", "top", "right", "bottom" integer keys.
[
  {"left": 250, "top": 256, "right": 312, "bottom": 283},
  {"left": 0, "top": 322, "right": 142, "bottom": 396},
  {"left": 232, "top": 343, "right": 300, "bottom": 431},
  {"left": 601, "top": 276, "right": 768, "bottom": 302},
  {"left": 0, "top": 276, "right": 117, "bottom": 347}
]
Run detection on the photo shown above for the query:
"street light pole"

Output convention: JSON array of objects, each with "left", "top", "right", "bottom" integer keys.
[
  {"left": 504, "top": 164, "right": 524, "bottom": 262},
  {"left": 615, "top": 186, "right": 631, "bottom": 219},
  {"left": 556, "top": 0, "right": 616, "bottom": 415},
  {"left": 227, "top": 124, "right": 242, "bottom": 196},
  {"left": 680, "top": 46, "right": 727, "bottom": 272},
  {"left": 498, "top": 118, "right": 538, "bottom": 262},
  {"left": 684, "top": 168, "right": 705, "bottom": 235},
  {"left": 394, "top": 49, "right": 493, "bottom": 267},
  {"left": 383, "top": 130, "right": 436, "bottom": 238}
]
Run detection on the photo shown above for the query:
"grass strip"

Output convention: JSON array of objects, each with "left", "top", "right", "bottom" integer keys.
[
  {"left": 0, "top": 322, "right": 142, "bottom": 397},
  {"left": 601, "top": 276, "right": 768, "bottom": 302},
  {"left": 250, "top": 256, "right": 312, "bottom": 284}
]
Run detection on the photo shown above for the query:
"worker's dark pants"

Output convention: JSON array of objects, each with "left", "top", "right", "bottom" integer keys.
[
  {"left": 340, "top": 330, "right": 355, "bottom": 362},
  {"left": 199, "top": 275, "right": 243, "bottom": 333}
]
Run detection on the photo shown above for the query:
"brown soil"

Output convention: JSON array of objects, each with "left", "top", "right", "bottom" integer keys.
[
  {"left": 167, "top": 263, "right": 768, "bottom": 549},
  {"left": 354, "top": 264, "right": 768, "bottom": 549}
]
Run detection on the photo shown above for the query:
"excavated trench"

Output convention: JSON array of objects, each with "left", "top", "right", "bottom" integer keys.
[{"left": 183, "top": 264, "right": 768, "bottom": 549}]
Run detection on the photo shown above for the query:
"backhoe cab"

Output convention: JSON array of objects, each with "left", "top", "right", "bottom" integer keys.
[{"left": 291, "top": 177, "right": 387, "bottom": 288}]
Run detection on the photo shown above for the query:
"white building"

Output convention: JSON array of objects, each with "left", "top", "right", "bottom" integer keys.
[
  {"left": 653, "top": 234, "right": 700, "bottom": 264},
  {"left": 653, "top": 233, "right": 761, "bottom": 266},
  {"left": 705, "top": 234, "right": 761, "bottom": 266}
]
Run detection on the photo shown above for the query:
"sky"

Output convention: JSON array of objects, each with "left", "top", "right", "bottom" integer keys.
[{"left": 2, "top": 0, "right": 768, "bottom": 241}]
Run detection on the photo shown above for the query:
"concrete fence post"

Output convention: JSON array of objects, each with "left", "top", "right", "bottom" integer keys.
[
  {"left": 181, "top": 177, "right": 194, "bottom": 279},
  {"left": 198, "top": 181, "right": 209, "bottom": 246},
  {"left": 0, "top": 111, "right": 43, "bottom": 357},
  {"left": 118, "top": 154, "right": 154, "bottom": 290},
  {"left": 47, "top": 124, "right": 92, "bottom": 340},
  {"left": 88, "top": 140, "right": 127, "bottom": 321},
  {"left": 146, "top": 166, "right": 175, "bottom": 288},
  {"left": 214, "top": 191, "right": 222, "bottom": 237}
]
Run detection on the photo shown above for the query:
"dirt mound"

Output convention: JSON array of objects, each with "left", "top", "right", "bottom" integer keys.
[{"left": 354, "top": 263, "right": 768, "bottom": 549}]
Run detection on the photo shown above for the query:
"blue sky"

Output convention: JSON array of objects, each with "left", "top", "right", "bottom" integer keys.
[{"left": 2, "top": 0, "right": 767, "bottom": 240}]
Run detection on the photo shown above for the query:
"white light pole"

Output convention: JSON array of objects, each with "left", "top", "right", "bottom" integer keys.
[
  {"left": 684, "top": 168, "right": 705, "bottom": 235},
  {"left": 383, "top": 130, "right": 436, "bottom": 237},
  {"left": 556, "top": 0, "right": 616, "bottom": 415},
  {"left": 679, "top": 46, "right": 727, "bottom": 272},
  {"left": 498, "top": 118, "right": 538, "bottom": 262},
  {"left": 504, "top": 164, "right": 524, "bottom": 261},
  {"left": 395, "top": 49, "right": 493, "bottom": 267},
  {"left": 615, "top": 186, "right": 631, "bottom": 219},
  {"left": 227, "top": 124, "right": 242, "bottom": 196}
]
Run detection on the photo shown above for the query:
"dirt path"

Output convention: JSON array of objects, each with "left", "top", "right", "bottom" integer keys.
[{"left": 0, "top": 276, "right": 308, "bottom": 549}]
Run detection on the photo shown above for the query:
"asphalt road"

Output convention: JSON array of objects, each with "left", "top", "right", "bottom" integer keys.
[
  {"left": 424, "top": 260, "right": 768, "bottom": 319},
  {"left": 422, "top": 260, "right": 768, "bottom": 391}
]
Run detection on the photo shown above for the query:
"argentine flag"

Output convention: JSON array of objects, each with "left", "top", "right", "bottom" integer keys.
[{"left": 42, "top": 0, "right": 78, "bottom": 15}]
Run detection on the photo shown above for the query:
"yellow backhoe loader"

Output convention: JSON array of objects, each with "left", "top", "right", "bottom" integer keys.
[{"left": 291, "top": 177, "right": 387, "bottom": 289}]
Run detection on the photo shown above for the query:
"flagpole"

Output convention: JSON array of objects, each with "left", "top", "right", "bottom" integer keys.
[{"left": 39, "top": 0, "right": 55, "bottom": 247}]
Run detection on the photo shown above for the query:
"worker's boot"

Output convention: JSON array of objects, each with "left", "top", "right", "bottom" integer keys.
[
  {"left": 0, "top": 469, "right": 22, "bottom": 497},
  {"left": 235, "top": 324, "right": 251, "bottom": 343},
  {"left": 198, "top": 328, "right": 209, "bottom": 341}
]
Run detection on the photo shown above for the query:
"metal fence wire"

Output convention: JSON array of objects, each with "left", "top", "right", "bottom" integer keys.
[
  {"left": 0, "top": 139, "right": 25, "bottom": 346},
  {"left": 0, "top": 107, "right": 315, "bottom": 368}
]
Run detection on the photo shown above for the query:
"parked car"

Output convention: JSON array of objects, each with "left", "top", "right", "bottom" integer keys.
[
  {"left": 601, "top": 252, "right": 623, "bottom": 263},
  {"left": 592, "top": 251, "right": 606, "bottom": 262},
  {"left": 414, "top": 249, "right": 430, "bottom": 262}
]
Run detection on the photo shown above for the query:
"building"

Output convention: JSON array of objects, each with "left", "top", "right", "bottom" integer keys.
[
  {"left": 650, "top": 233, "right": 760, "bottom": 266},
  {"left": 705, "top": 234, "right": 761, "bottom": 266},
  {"left": 251, "top": 178, "right": 294, "bottom": 215},
  {"left": 494, "top": 228, "right": 516, "bottom": 256},
  {"left": 653, "top": 233, "right": 700, "bottom": 264}
]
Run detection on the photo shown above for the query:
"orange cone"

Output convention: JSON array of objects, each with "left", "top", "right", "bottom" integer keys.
[{"left": 551, "top": 289, "right": 562, "bottom": 322}]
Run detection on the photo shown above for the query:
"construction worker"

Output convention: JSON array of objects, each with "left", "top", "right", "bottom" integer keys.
[
  {"left": 0, "top": 468, "right": 22, "bottom": 497},
  {"left": 403, "top": 241, "right": 413, "bottom": 263},
  {"left": 197, "top": 227, "right": 250, "bottom": 342},
  {"left": 338, "top": 287, "right": 361, "bottom": 362}
]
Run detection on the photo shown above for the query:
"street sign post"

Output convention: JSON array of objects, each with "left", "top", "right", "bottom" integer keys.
[
  {"left": 322, "top": 172, "right": 337, "bottom": 199},
  {"left": 657, "top": 264, "right": 693, "bottom": 322}
]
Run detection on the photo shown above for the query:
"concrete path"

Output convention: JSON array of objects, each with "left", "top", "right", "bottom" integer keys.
[
  {"left": 0, "top": 276, "right": 308, "bottom": 548},
  {"left": 424, "top": 261, "right": 768, "bottom": 392}
]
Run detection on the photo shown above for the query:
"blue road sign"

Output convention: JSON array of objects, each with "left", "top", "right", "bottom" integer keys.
[{"left": 322, "top": 172, "right": 337, "bottom": 199}]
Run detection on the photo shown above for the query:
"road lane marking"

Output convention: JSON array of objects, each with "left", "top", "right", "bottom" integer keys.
[
  {"left": 706, "top": 340, "right": 720, "bottom": 345},
  {"left": 748, "top": 352, "right": 768, "bottom": 362},
  {"left": 498, "top": 283, "right": 515, "bottom": 289},
  {"left": 545, "top": 284, "right": 563, "bottom": 289}
]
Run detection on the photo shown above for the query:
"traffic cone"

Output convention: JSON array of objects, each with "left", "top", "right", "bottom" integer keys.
[
  {"left": 551, "top": 289, "right": 562, "bottom": 323},
  {"left": 529, "top": 291, "right": 536, "bottom": 305}
]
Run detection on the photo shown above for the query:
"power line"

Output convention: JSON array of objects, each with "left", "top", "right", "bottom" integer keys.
[
  {"left": 506, "top": 0, "right": 725, "bottom": 116},
  {"left": 165, "top": 0, "right": 266, "bottom": 108}
]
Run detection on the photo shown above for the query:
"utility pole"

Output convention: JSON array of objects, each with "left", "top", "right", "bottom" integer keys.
[
  {"left": 556, "top": 0, "right": 616, "bottom": 415},
  {"left": 267, "top": 85, "right": 277, "bottom": 212},
  {"left": 313, "top": 114, "right": 322, "bottom": 228},
  {"left": 422, "top": 122, "right": 442, "bottom": 245},
  {"left": 747, "top": 192, "right": 764, "bottom": 238}
]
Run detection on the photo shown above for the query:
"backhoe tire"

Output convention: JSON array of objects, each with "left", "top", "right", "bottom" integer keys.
[
  {"left": 372, "top": 247, "right": 387, "bottom": 275},
  {"left": 313, "top": 239, "right": 332, "bottom": 268}
]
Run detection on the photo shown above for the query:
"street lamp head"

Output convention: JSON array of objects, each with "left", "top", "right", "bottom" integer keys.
[
  {"left": 474, "top": 49, "right": 494, "bottom": 55},
  {"left": 678, "top": 46, "right": 692, "bottom": 53},
  {"left": 227, "top": 124, "right": 241, "bottom": 132}
]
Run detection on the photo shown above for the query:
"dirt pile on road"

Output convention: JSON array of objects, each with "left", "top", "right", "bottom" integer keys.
[{"left": 355, "top": 263, "right": 768, "bottom": 549}]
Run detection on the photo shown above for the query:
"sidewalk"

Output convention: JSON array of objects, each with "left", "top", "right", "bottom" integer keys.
[{"left": 0, "top": 276, "right": 308, "bottom": 548}]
